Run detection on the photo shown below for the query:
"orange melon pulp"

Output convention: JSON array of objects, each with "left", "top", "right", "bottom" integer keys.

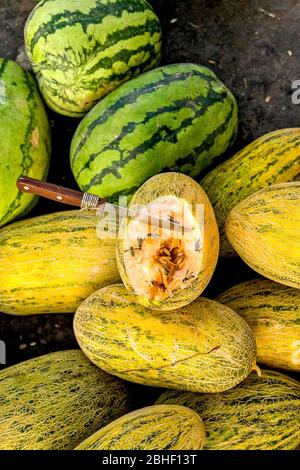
[{"left": 117, "top": 173, "right": 219, "bottom": 310}]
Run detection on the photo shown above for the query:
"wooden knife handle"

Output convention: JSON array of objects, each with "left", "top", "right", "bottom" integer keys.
[{"left": 17, "top": 176, "right": 105, "bottom": 208}]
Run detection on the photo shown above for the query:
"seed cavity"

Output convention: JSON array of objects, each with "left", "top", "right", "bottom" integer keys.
[{"left": 138, "top": 237, "right": 189, "bottom": 301}]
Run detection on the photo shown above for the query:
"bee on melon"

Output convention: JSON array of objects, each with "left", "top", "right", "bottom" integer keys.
[{"left": 116, "top": 173, "right": 219, "bottom": 310}]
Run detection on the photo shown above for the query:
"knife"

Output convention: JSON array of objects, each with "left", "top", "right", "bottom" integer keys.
[{"left": 17, "top": 176, "right": 189, "bottom": 233}]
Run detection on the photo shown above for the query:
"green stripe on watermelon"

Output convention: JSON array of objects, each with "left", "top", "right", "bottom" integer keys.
[
  {"left": 0, "top": 59, "right": 50, "bottom": 227},
  {"left": 75, "top": 97, "right": 231, "bottom": 185},
  {"left": 27, "top": 1, "right": 152, "bottom": 50},
  {"left": 25, "top": 0, "right": 162, "bottom": 117},
  {"left": 0, "top": 58, "right": 8, "bottom": 78},
  {"left": 71, "top": 66, "right": 218, "bottom": 158},
  {"left": 2, "top": 70, "right": 43, "bottom": 224},
  {"left": 70, "top": 63, "right": 238, "bottom": 201}
]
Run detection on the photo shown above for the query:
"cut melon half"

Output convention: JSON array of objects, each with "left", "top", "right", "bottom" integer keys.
[{"left": 117, "top": 173, "right": 219, "bottom": 310}]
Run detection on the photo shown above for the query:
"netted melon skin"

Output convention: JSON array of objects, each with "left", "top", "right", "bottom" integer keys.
[
  {"left": 216, "top": 278, "right": 300, "bottom": 371},
  {"left": 74, "top": 284, "right": 256, "bottom": 393},
  {"left": 226, "top": 182, "right": 300, "bottom": 288},
  {"left": 0, "top": 210, "right": 120, "bottom": 315},
  {"left": 76, "top": 405, "right": 205, "bottom": 450},
  {"left": 156, "top": 370, "right": 300, "bottom": 450},
  {"left": 201, "top": 128, "right": 300, "bottom": 258},
  {"left": 0, "top": 350, "right": 131, "bottom": 450}
]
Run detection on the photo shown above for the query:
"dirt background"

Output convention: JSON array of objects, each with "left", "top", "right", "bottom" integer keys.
[{"left": 0, "top": 0, "right": 299, "bottom": 372}]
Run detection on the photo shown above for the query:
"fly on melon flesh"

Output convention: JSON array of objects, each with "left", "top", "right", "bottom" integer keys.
[{"left": 116, "top": 172, "right": 219, "bottom": 310}]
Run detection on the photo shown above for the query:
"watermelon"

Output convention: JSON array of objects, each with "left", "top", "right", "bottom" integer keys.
[
  {"left": 25, "top": 0, "right": 162, "bottom": 117},
  {"left": 200, "top": 128, "right": 300, "bottom": 257},
  {"left": 0, "top": 59, "right": 50, "bottom": 227},
  {"left": 156, "top": 369, "right": 300, "bottom": 450},
  {"left": 70, "top": 63, "right": 238, "bottom": 201}
]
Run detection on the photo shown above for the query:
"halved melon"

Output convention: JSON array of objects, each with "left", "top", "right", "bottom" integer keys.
[{"left": 116, "top": 173, "right": 219, "bottom": 310}]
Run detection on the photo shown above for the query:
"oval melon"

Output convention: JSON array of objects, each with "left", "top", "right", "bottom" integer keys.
[
  {"left": 25, "top": 0, "right": 161, "bottom": 117},
  {"left": 0, "top": 350, "right": 131, "bottom": 450},
  {"left": 225, "top": 182, "right": 300, "bottom": 288},
  {"left": 216, "top": 278, "right": 300, "bottom": 371},
  {"left": 70, "top": 62, "right": 238, "bottom": 200},
  {"left": 117, "top": 173, "right": 219, "bottom": 310},
  {"left": 201, "top": 128, "right": 300, "bottom": 257},
  {"left": 0, "top": 210, "right": 120, "bottom": 315},
  {"left": 76, "top": 405, "right": 205, "bottom": 450},
  {"left": 156, "top": 369, "right": 300, "bottom": 450},
  {"left": 73, "top": 284, "right": 256, "bottom": 393},
  {"left": 0, "top": 59, "right": 50, "bottom": 227}
]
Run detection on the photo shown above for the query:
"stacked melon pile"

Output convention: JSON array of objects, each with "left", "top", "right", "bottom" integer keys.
[{"left": 0, "top": 0, "right": 299, "bottom": 451}]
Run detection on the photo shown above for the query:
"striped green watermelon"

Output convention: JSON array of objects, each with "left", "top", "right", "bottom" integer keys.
[
  {"left": 0, "top": 59, "right": 50, "bottom": 228},
  {"left": 70, "top": 63, "right": 238, "bottom": 201},
  {"left": 25, "top": 0, "right": 162, "bottom": 117}
]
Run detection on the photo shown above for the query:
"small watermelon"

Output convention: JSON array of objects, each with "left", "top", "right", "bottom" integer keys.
[
  {"left": 25, "top": 0, "right": 162, "bottom": 117},
  {"left": 70, "top": 63, "right": 238, "bottom": 201},
  {"left": 0, "top": 59, "right": 50, "bottom": 227}
]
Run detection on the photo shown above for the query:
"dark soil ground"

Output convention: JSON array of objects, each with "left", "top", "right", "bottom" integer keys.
[{"left": 0, "top": 0, "right": 299, "bottom": 380}]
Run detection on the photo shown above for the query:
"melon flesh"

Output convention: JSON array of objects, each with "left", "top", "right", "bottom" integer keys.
[
  {"left": 121, "top": 195, "right": 203, "bottom": 303},
  {"left": 116, "top": 172, "right": 219, "bottom": 311}
]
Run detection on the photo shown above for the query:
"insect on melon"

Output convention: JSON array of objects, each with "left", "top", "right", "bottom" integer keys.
[
  {"left": 75, "top": 405, "right": 205, "bottom": 450},
  {"left": 116, "top": 172, "right": 219, "bottom": 310}
]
